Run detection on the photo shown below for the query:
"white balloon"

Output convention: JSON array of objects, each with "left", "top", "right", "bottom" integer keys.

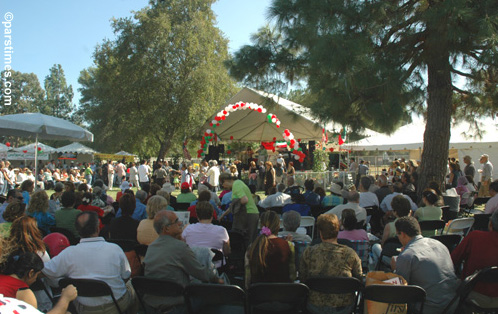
[
  {"left": 206, "top": 129, "right": 211, "bottom": 134},
  {"left": 294, "top": 155, "right": 300, "bottom": 160},
  {"left": 271, "top": 118, "right": 277, "bottom": 123}
]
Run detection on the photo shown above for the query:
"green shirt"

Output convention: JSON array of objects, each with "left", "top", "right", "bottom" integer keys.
[
  {"left": 55, "top": 207, "right": 82, "bottom": 238},
  {"left": 176, "top": 192, "right": 197, "bottom": 204},
  {"left": 232, "top": 180, "right": 258, "bottom": 214},
  {"left": 415, "top": 205, "right": 443, "bottom": 237}
]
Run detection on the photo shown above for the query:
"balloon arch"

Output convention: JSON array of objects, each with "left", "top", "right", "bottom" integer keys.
[{"left": 198, "top": 102, "right": 306, "bottom": 162}]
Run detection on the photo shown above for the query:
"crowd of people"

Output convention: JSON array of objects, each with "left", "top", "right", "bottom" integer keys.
[{"left": 0, "top": 152, "right": 497, "bottom": 314}]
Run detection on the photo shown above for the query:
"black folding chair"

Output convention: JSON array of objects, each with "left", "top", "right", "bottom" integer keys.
[
  {"left": 472, "top": 213, "right": 492, "bottom": 231},
  {"left": 305, "top": 277, "right": 363, "bottom": 313},
  {"left": 430, "top": 234, "right": 462, "bottom": 253},
  {"left": 419, "top": 219, "right": 446, "bottom": 236},
  {"left": 364, "top": 206, "right": 383, "bottom": 235},
  {"left": 376, "top": 238, "right": 403, "bottom": 271},
  {"left": 131, "top": 276, "right": 184, "bottom": 314},
  {"left": 363, "top": 284, "right": 426, "bottom": 314},
  {"left": 107, "top": 239, "right": 139, "bottom": 252},
  {"left": 247, "top": 283, "right": 309, "bottom": 314},
  {"left": 184, "top": 283, "right": 246, "bottom": 314},
  {"left": 269, "top": 206, "right": 284, "bottom": 215},
  {"left": 30, "top": 278, "right": 55, "bottom": 306},
  {"left": 59, "top": 278, "right": 123, "bottom": 314},
  {"left": 174, "top": 202, "right": 191, "bottom": 211}
]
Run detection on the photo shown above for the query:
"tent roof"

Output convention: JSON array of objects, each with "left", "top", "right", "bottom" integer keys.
[
  {"left": 56, "top": 142, "right": 98, "bottom": 154},
  {"left": 0, "top": 143, "right": 10, "bottom": 153},
  {"left": 202, "top": 87, "right": 330, "bottom": 142},
  {"left": 13, "top": 142, "right": 56, "bottom": 153},
  {"left": 346, "top": 116, "right": 498, "bottom": 151},
  {"left": 115, "top": 151, "right": 136, "bottom": 156}
]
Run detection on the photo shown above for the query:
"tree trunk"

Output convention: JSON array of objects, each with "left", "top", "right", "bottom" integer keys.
[
  {"left": 157, "top": 137, "right": 172, "bottom": 161},
  {"left": 417, "top": 52, "right": 453, "bottom": 200}
]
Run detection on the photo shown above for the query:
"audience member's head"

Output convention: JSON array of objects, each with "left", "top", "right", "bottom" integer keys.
[
  {"left": 5, "top": 189, "right": 22, "bottom": 203},
  {"left": 181, "top": 182, "right": 191, "bottom": 193},
  {"left": 77, "top": 183, "right": 89, "bottom": 192},
  {"left": 304, "top": 179, "right": 314, "bottom": 191},
  {"left": 282, "top": 210, "right": 301, "bottom": 232},
  {"left": 27, "top": 190, "right": 49, "bottom": 214},
  {"left": 422, "top": 189, "right": 439, "bottom": 205},
  {"left": 392, "top": 182, "right": 403, "bottom": 193},
  {"left": 0, "top": 251, "right": 43, "bottom": 285},
  {"left": 149, "top": 183, "right": 161, "bottom": 196},
  {"left": 317, "top": 213, "right": 340, "bottom": 240},
  {"left": 428, "top": 181, "right": 442, "bottom": 196},
  {"left": 155, "top": 190, "right": 170, "bottom": 203},
  {"left": 277, "top": 183, "right": 286, "bottom": 193},
  {"left": 346, "top": 191, "right": 360, "bottom": 203},
  {"left": 198, "top": 190, "right": 211, "bottom": 202},
  {"left": 136, "top": 190, "right": 147, "bottom": 204},
  {"left": 2, "top": 201, "right": 25, "bottom": 223},
  {"left": 119, "top": 193, "right": 136, "bottom": 217},
  {"left": 489, "top": 180, "right": 498, "bottom": 196},
  {"left": 377, "top": 175, "right": 388, "bottom": 187},
  {"left": 153, "top": 210, "right": 182, "bottom": 238},
  {"left": 75, "top": 211, "right": 99, "bottom": 238},
  {"left": 195, "top": 201, "right": 214, "bottom": 221},
  {"left": 81, "top": 192, "right": 93, "bottom": 206},
  {"left": 20, "top": 180, "right": 34, "bottom": 193},
  {"left": 360, "top": 176, "right": 371, "bottom": 191},
  {"left": 146, "top": 195, "right": 168, "bottom": 219},
  {"left": 61, "top": 191, "right": 76, "bottom": 208},
  {"left": 8, "top": 216, "right": 45, "bottom": 254},
  {"left": 314, "top": 187, "right": 326, "bottom": 199},
  {"left": 341, "top": 208, "right": 358, "bottom": 231},
  {"left": 391, "top": 195, "right": 412, "bottom": 217},
  {"left": 395, "top": 216, "right": 421, "bottom": 239}
]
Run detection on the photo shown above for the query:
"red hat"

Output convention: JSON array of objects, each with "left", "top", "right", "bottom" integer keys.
[{"left": 181, "top": 182, "right": 190, "bottom": 190}]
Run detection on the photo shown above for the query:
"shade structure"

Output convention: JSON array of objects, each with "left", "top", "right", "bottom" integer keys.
[
  {"left": 201, "top": 87, "right": 332, "bottom": 142},
  {"left": 14, "top": 142, "right": 56, "bottom": 153},
  {"left": 0, "top": 113, "right": 94, "bottom": 142},
  {"left": 115, "top": 151, "right": 135, "bottom": 156},
  {"left": 0, "top": 113, "right": 94, "bottom": 186},
  {"left": 0, "top": 143, "right": 9, "bottom": 153},
  {"left": 56, "top": 142, "right": 97, "bottom": 154}
]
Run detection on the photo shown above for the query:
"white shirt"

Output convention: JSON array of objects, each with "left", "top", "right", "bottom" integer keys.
[
  {"left": 359, "top": 191, "right": 379, "bottom": 208},
  {"left": 129, "top": 166, "right": 138, "bottom": 181},
  {"left": 182, "top": 223, "right": 229, "bottom": 252},
  {"left": 380, "top": 192, "right": 418, "bottom": 212},
  {"left": 325, "top": 203, "right": 367, "bottom": 222},
  {"left": 485, "top": 193, "right": 498, "bottom": 214},
  {"left": 206, "top": 166, "right": 220, "bottom": 187},
  {"left": 258, "top": 192, "right": 292, "bottom": 208},
  {"left": 42, "top": 237, "right": 130, "bottom": 307},
  {"left": 138, "top": 164, "right": 150, "bottom": 182}
]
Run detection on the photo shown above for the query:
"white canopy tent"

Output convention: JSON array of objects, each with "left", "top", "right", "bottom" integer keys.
[
  {"left": 14, "top": 142, "right": 57, "bottom": 153},
  {"left": 56, "top": 142, "right": 98, "bottom": 154},
  {"left": 201, "top": 87, "right": 334, "bottom": 142},
  {"left": 0, "top": 143, "right": 10, "bottom": 153},
  {"left": 346, "top": 116, "right": 498, "bottom": 181},
  {"left": 115, "top": 151, "right": 135, "bottom": 156}
]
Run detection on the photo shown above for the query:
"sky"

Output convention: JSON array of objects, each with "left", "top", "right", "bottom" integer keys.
[{"left": 0, "top": 0, "right": 270, "bottom": 107}]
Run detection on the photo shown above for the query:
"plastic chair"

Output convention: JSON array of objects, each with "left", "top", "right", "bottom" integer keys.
[
  {"left": 59, "top": 278, "right": 123, "bottom": 314},
  {"left": 418, "top": 220, "right": 446, "bottom": 236},
  {"left": 49, "top": 226, "right": 80, "bottom": 245},
  {"left": 305, "top": 276, "right": 363, "bottom": 313},
  {"left": 472, "top": 213, "right": 492, "bottom": 231},
  {"left": 444, "top": 217, "right": 475, "bottom": 236},
  {"left": 376, "top": 238, "right": 403, "bottom": 271},
  {"left": 430, "top": 235, "right": 462, "bottom": 253},
  {"left": 300, "top": 216, "right": 315, "bottom": 240},
  {"left": 363, "top": 284, "right": 426, "bottom": 314},
  {"left": 184, "top": 283, "right": 246, "bottom": 314},
  {"left": 247, "top": 282, "right": 309, "bottom": 314},
  {"left": 131, "top": 276, "right": 184, "bottom": 314}
]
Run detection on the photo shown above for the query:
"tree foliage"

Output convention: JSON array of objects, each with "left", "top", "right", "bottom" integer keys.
[
  {"left": 78, "top": 0, "right": 235, "bottom": 158},
  {"left": 228, "top": 0, "right": 498, "bottom": 195},
  {"left": 0, "top": 70, "right": 45, "bottom": 114},
  {"left": 44, "top": 64, "right": 74, "bottom": 118}
]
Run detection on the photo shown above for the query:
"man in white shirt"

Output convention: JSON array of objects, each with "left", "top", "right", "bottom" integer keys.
[
  {"left": 479, "top": 154, "right": 494, "bottom": 197},
  {"left": 359, "top": 177, "right": 380, "bottom": 208},
  {"left": 107, "top": 161, "right": 115, "bottom": 190},
  {"left": 138, "top": 160, "right": 150, "bottom": 189},
  {"left": 42, "top": 211, "right": 137, "bottom": 314},
  {"left": 206, "top": 160, "right": 220, "bottom": 192},
  {"left": 380, "top": 182, "right": 418, "bottom": 214},
  {"left": 115, "top": 161, "right": 126, "bottom": 185},
  {"left": 258, "top": 183, "right": 292, "bottom": 209},
  {"left": 129, "top": 162, "right": 139, "bottom": 189},
  {"left": 325, "top": 190, "right": 367, "bottom": 224},
  {"left": 484, "top": 180, "right": 498, "bottom": 214}
]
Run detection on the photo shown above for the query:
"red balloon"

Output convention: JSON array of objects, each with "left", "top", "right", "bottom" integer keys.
[
  {"left": 230, "top": 136, "right": 234, "bottom": 140},
  {"left": 23, "top": 150, "right": 27, "bottom": 153},
  {"left": 5, "top": 142, "right": 10, "bottom": 147},
  {"left": 241, "top": 102, "right": 245, "bottom": 107},
  {"left": 257, "top": 108, "right": 262, "bottom": 113},
  {"left": 273, "top": 137, "right": 276, "bottom": 141},
  {"left": 37, "top": 147, "right": 42, "bottom": 151},
  {"left": 227, "top": 150, "right": 231, "bottom": 154},
  {"left": 223, "top": 110, "right": 227, "bottom": 115},
  {"left": 43, "top": 233, "right": 70, "bottom": 257},
  {"left": 209, "top": 123, "right": 213, "bottom": 127},
  {"left": 221, "top": 116, "right": 226, "bottom": 120},
  {"left": 276, "top": 125, "right": 280, "bottom": 128},
  {"left": 233, "top": 105, "right": 237, "bottom": 109},
  {"left": 297, "top": 138, "right": 301, "bottom": 142}
]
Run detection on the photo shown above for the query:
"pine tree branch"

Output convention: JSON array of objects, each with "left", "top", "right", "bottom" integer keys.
[
  {"left": 452, "top": 85, "right": 472, "bottom": 95},
  {"left": 380, "top": 15, "right": 419, "bottom": 49},
  {"left": 451, "top": 67, "right": 476, "bottom": 80}
]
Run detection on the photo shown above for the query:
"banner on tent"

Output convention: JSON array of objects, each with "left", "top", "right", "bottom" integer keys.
[{"left": 0, "top": 152, "right": 49, "bottom": 160}]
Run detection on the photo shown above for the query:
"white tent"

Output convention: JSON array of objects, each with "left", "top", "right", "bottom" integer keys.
[
  {"left": 346, "top": 116, "right": 498, "bottom": 181},
  {"left": 56, "top": 142, "right": 98, "bottom": 154},
  {"left": 201, "top": 87, "right": 333, "bottom": 142},
  {"left": 0, "top": 143, "right": 10, "bottom": 153},
  {"left": 115, "top": 151, "right": 135, "bottom": 156},
  {"left": 14, "top": 142, "right": 57, "bottom": 153}
]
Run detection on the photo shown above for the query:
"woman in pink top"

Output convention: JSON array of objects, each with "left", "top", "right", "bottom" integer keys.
[{"left": 338, "top": 208, "right": 369, "bottom": 241}]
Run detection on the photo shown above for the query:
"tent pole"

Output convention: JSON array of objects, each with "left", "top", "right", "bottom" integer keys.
[{"left": 34, "top": 135, "right": 38, "bottom": 189}]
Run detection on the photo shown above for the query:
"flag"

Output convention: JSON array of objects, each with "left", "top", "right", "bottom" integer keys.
[
  {"left": 338, "top": 127, "right": 347, "bottom": 145},
  {"left": 183, "top": 138, "right": 191, "bottom": 160}
]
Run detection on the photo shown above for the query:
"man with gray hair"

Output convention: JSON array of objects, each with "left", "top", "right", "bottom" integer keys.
[
  {"left": 479, "top": 154, "right": 494, "bottom": 197},
  {"left": 325, "top": 190, "right": 367, "bottom": 224},
  {"left": 116, "top": 190, "right": 147, "bottom": 221},
  {"left": 451, "top": 210, "right": 498, "bottom": 309},
  {"left": 278, "top": 210, "right": 312, "bottom": 242},
  {"left": 374, "top": 174, "right": 392, "bottom": 204},
  {"left": 143, "top": 210, "right": 223, "bottom": 312},
  {"left": 206, "top": 160, "right": 220, "bottom": 192},
  {"left": 258, "top": 183, "right": 291, "bottom": 209},
  {"left": 463, "top": 155, "right": 476, "bottom": 179}
]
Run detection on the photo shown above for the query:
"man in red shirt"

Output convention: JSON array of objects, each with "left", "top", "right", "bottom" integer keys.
[{"left": 451, "top": 210, "right": 498, "bottom": 309}]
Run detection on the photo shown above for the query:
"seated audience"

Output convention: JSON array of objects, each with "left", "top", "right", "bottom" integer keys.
[
  {"left": 303, "top": 179, "right": 321, "bottom": 206},
  {"left": 187, "top": 191, "right": 218, "bottom": 220},
  {"left": 137, "top": 195, "right": 169, "bottom": 245},
  {"left": 48, "top": 182, "right": 64, "bottom": 215},
  {"left": 358, "top": 176, "right": 379, "bottom": 208},
  {"left": 380, "top": 182, "right": 417, "bottom": 216},
  {"left": 177, "top": 182, "right": 197, "bottom": 204},
  {"left": 338, "top": 209, "right": 368, "bottom": 241},
  {"left": 154, "top": 190, "right": 175, "bottom": 211},
  {"left": 278, "top": 210, "right": 312, "bottom": 242},
  {"left": 300, "top": 213, "right": 362, "bottom": 314},
  {"left": 484, "top": 180, "right": 498, "bottom": 214},
  {"left": 374, "top": 175, "right": 392, "bottom": 204},
  {"left": 451, "top": 210, "right": 498, "bottom": 309},
  {"left": 26, "top": 190, "right": 55, "bottom": 236},
  {"left": 116, "top": 190, "right": 147, "bottom": 221},
  {"left": 322, "top": 183, "right": 344, "bottom": 208},
  {"left": 282, "top": 193, "right": 311, "bottom": 216},
  {"left": 325, "top": 191, "right": 367, "bottom": 224},
  {"left": 20, "top": 180, "right": 34, "bottom": 206},
  {"left": 314, "top": 187, "right": 326, "bottom": 203},
  {"left": 43, "top": 211, "right": 137, "bottom": 314},
  {"left": 415, "top": 189, "right": 443, "bottom": 236},
  {"left": 109, "top": 193, "right": 139, "bottom": 240},
  {"left": 143, "top": 210, "right": 223, "bottom": 311},
  {"left": 245, "top": 210, "right": 296, "bottom": 288},
  {"left": 258, "top": 183, "right": 291, "bottom": 209},
  {"left": 392, "top": 216, "right": 458, "bottom": 314},
  {"left": 0, "top": 201, "right": 25, "bottom": 238},
  {"left": 182, "top": 201, "right": 230, "bottom": 267},
  {"left": 54, "top": 191, "right": 82, "bottom": 239},
  {"left": 456, "top": 176, "right": 471, "bottom": 206},
  {"left": 8, "top": 216, "right": 50, "bottom": 262},
  {"left": 0, "top": 189, "right": 24, "bottom": 224},
  {"left": 77, "top": 192, "right": 108, "bottom": 229}
]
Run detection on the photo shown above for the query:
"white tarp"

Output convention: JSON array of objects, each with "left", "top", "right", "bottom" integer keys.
[
  {"left": 13, "top": 142, "right": 57, "bottom": 153},
  {"left": 201, "top": 87, "right": 333, "bottom": 142},
  {"left": 56, "top": 142, "right": 98, "bottom": 154}
]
